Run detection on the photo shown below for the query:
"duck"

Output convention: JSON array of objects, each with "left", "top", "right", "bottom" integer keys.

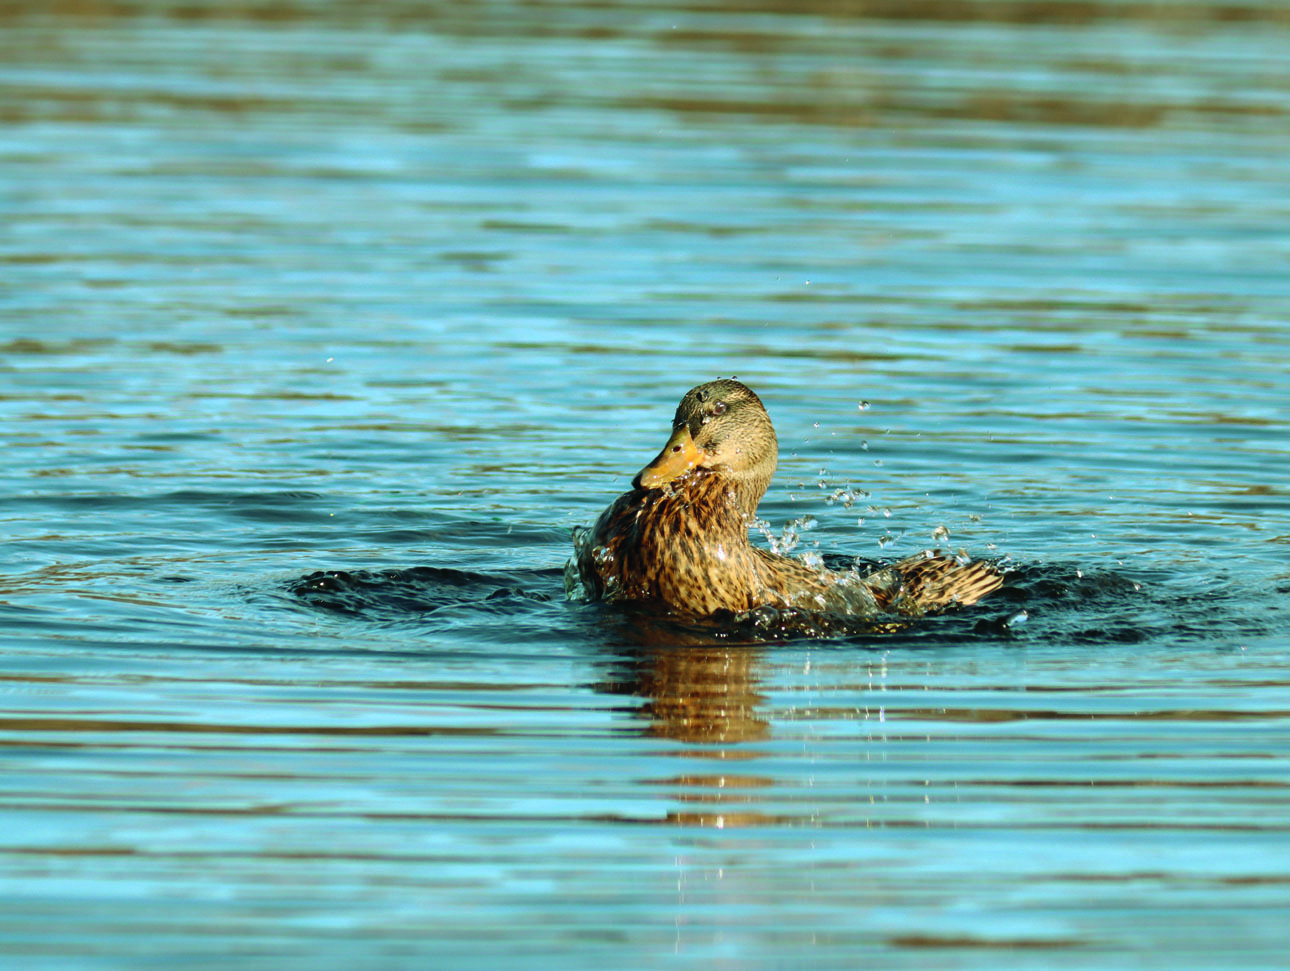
[{"left": 575, "top": 378, "right": 1002, "bottom": 619}]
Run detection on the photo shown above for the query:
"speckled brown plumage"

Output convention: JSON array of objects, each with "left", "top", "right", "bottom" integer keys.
[{"left": 577, "top": 379, "right": 1002, "bottom": 618}]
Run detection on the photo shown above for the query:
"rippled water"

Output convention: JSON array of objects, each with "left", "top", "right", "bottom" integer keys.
[{"left": 3, "top": 1, "right": 1289, "bottom": 966}]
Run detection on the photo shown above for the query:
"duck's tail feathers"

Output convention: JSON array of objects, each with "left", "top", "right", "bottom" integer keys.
[{"left": 890, "top": 550, "right": 1004, "bottom": 609}]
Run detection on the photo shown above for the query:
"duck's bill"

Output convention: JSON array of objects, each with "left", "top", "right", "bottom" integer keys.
[{"left": 633, "top": 424, "right": 705, "bottom": 489}]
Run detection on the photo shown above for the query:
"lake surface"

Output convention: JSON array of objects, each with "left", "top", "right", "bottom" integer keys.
[{"left": 2, "top": 0, "right": 1289, "bottom": 966}]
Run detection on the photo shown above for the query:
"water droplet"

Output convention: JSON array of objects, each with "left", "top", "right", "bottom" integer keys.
[
  {"left": 882, "top": 507, "right": 891, "bottom": 518},
  {"left": 812, "top": 422, "right": 820, "bottom": 428},
  {"left": 932, "top": 525, "right": 950, "bottom": 543},
  {"left": 873, "top": 459, "right": 883, "bottom": 467},
  {"left": 1006, "top": 610, "right": 1028, "bottom": 628},
  {"left": 858, "top": 401, "right": 870, "bottom": 411},
  {"left": 860, "top": 440, "right": 869, "bottom": 451},
  {"left": 877, "top": 533, "right": 895, "bottom": 549}
]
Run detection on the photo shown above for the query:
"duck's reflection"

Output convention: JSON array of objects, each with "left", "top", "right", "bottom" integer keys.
[
  {"left": 604, "top": 641, "right": 769, "bottom": 746},
  {"left": 597, "top": 617, "right": 785, "bottom": 827}
]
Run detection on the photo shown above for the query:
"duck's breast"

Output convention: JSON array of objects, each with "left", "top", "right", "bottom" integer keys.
[{"left": 583, "top": 475, "right": 758, "bottom": 614}]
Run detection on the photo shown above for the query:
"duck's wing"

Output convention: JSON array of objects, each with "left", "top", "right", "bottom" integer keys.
[{"left": 883, "top": 551, "right": 1003, "bottom": 609}]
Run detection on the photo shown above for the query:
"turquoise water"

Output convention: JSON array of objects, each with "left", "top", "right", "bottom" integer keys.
[{"left": 3, "top": 1, "right": 1290, "bottom": 966}]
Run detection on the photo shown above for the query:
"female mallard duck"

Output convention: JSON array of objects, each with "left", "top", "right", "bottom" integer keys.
[{"left": 576, "top": 379, "right": 1002, "bottom": 618}]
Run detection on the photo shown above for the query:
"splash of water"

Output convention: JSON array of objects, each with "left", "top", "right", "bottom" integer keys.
[
  {"left": 754, "top": 514, "right": 819, "bottom": 556},
  {"left": 567, "top": 525, "right": 622, "bottom": 601},
  {"left": 823, "top": 485, "right": 869, "bottom": 509}
]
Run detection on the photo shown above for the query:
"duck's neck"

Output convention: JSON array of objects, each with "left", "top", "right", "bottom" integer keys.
[
  {"left": 722, "top": 466, "right": 771, "bottom": 522},
  {"left": 664, "top": 469, "right": 761, "bottom": 538}
]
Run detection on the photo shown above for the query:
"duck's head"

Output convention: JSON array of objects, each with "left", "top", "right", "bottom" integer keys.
[{"left": 632, "top": 379, "right": 778, "bottom": 515}]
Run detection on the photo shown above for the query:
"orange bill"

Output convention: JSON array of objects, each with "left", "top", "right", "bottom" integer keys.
[{"left": 634, "top": 424, "right": 706, "bottom": 489}]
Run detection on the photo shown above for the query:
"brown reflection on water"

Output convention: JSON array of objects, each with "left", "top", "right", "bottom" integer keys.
[
  {"left": 12, "top": 0, "right": 1290, "bottom": 25},
  {"left": 600, "top": 640, "right": 784, "bottom": 827},
  {"left": 602, "top": 644, "right": 770, "bottom": 746},
  {"left": 697, "top": 0, "right": 1290, "bottom": 26},
  {"left": 613, "top": 91, "right": 1210, "bottom": 129},
  {"left": 5, "top": 0, "right": 1284, "bottom": 140}
]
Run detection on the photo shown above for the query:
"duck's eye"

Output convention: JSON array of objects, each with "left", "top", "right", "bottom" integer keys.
[{"left": 711, "top": 400, "right": 727, "bottom": 416}]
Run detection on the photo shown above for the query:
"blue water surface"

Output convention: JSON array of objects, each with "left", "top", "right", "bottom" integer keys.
[{"left": 2, "top": 1, "right": 1289, "bottom": 967}]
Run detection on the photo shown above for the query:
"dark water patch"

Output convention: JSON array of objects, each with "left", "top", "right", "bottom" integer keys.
[
  {"left": 132, "top": 430, "right": 227, "bottom": 444},
  {"left": 287, "top": 566, "right": 559, "bottom": 621},
  {"left": 993, "top": 562, "right": 1278, "bottom": 645},
  {"left": 0, "top": 337, "right": 118, "bottom": 356},
  {"left": 144, "top": 341, "right": 224, "bottom": 355}
]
